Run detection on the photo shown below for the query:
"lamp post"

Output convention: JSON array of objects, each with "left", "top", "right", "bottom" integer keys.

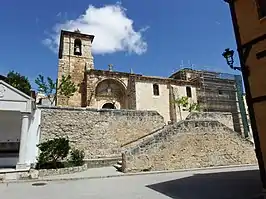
[
  {"left": 222, "top": 47, "right": 251, "bottom": 137},
  {"left": 222, "top": 48, "right": 242, "bottom": 71}
]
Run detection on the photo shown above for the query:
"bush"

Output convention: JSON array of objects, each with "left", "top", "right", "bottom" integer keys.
[
  {"left": 36, "top": 137, "right": 70, "bottom": 169},
  {"left": 70, "top": 149, "right": 85, "bottom": 166}
]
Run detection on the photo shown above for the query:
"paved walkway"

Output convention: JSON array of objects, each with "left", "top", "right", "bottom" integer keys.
[
  {"left": 38, "top": 165, "right": 260, "bottom": 181},
  {"left": 41, "top": 167, "right": 121, "bottom": 181},
  {"left": 37, "top": 165, "right": 261, "bottom": 182},
  {"left": 0, "top": 165, "right": 264, "bottom": 199}
]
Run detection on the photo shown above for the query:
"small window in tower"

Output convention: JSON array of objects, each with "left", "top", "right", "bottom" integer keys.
[
  {"left": 153, "top": 84, "right": 159, "bottom": 96},
  {"left": 186, "top": 86, "right": 192, "bottom": 98},
  {"left": 256, "top": 0, "right": 266, "bottom": 19},
  {"left": 74, "top": 39, "right": 82, "bottom": 56}
]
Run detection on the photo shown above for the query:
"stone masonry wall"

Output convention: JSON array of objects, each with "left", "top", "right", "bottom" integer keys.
[
  {"left": 123, "top": 120, "right": 256, "bottom": 172},
  {"left": 186, "top": 112, "right": 234, "bottom": 130},
  {"left": 39, "top": 106, "right": 165, "bottom": 159}
]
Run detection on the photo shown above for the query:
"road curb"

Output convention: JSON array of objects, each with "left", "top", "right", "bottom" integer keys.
[{"left": 1, "top": 164, "right": 259, "bottom": 184}]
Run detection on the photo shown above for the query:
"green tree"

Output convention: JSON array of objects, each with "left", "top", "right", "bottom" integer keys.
[
  {"left": 189, "top": 102, "right": 201, "bottom": 112},
  {"left": 175, "top": 96, "right": 200, "bottom": 119},
  {"left": 35, "top": 74, "right": 77, "bottom": 105},
  {"left": 58, "top": 75, "right": 77, "bottom": 105},
  {"left": 6, "top": 71, "right": 31, "bottom": 96},
  {"left": 175, "top": 96, "right": 189, "bottom": 120},
  {"left": 35, "top": 75, "right": 56, "bottom": 104}
]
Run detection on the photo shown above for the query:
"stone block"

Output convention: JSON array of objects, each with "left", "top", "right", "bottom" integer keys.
[
  {"left": 29, "top": 170, "right": 39, "bottom": 179},
  {"left": 5, "top": 173, "right": 17, "bottom": 180}
]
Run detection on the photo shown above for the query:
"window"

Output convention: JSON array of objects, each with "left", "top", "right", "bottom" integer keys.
[
  {"left": 153, "top": 84, "right": 159, "bottom": 96},
  {"left": 186, "top": 86, "right": 192, "bottom": 98},
  {"left": 74, "top": 39, "right": 82, "bottom": 56},
  {"left": 218, "top": 90, "right": 223, "bottom": 95},
  {"left": 256, "top": 0, "right": 266, "bottom": 19}
]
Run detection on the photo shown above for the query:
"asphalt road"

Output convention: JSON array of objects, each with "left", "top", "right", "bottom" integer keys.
[{"left": 0, "top": 166, "right": 263, "bottom": 199}]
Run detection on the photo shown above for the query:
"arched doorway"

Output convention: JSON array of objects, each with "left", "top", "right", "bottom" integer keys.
[
  {"left": 102, "top": 103, "right": 116, "bottom": 109},
  {"left": 95, "top": 78, "right": 127, "bottom": 109}
]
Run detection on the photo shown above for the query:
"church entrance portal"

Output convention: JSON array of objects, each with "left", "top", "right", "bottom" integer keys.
[
  {"left": 95, "top": 78, "right": 127, "bottom": 109},
  {"left": 102, "top": 103, "right": 116, "bottom": 109}
]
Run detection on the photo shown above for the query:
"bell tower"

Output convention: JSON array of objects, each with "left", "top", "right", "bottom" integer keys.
[{"left": 57, "top": 29, "right": 95, "bottom": 106}]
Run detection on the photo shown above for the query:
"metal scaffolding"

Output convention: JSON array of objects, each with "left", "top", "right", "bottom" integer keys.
[
  {"left": 171, "top": 68, "right": 249, "bottom": 137},
  {"left": 196, "top": 71, "right": 238, "bottom": 112}
]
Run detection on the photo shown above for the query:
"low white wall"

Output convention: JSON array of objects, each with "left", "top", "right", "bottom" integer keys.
[{"left": 27, "top": 109, "right": 41, "bottom": 166}]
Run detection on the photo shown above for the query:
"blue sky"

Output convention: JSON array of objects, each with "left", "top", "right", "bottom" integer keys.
[{"left": 0, "top": 0, "right": 241, "bottom": 90}]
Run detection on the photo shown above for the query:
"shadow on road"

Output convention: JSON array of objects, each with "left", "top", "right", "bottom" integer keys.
[{"left": 147, "top": 169, "right": 264, "bottom": 199}]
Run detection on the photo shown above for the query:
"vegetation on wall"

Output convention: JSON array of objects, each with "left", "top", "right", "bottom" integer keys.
[
  {"left": 35, "top": 74, "right": 77, "bottom": 105},
  {"left": 70, "top": 148, "right": 85, "bottom": 166},
  {"left": 5, "top": 71, "right": 32, "bottom": 96},
  {"left": 175, "top": 96, "right": 200, "bottom": 120},
  {"left": 36, "top": 137, "right": 85, "bottom": 169},
  {"left": 175, "top": 96, "right": 188, "bottom": 120},
  {"left": 188, "top": 102, "right": 201, "bottom": 112}
]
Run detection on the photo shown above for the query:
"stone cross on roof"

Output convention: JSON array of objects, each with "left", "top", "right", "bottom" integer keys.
[{"left": 108, "top": 64, "right": 113, "bottom": 71}]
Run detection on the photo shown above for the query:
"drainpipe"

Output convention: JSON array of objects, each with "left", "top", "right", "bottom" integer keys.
[{"left": 225, "top": 0, "right": 266, "bottom": 189}]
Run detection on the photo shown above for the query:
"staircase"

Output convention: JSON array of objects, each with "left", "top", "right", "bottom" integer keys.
[{"left": 113, "top": 160, "right": 123, "bottom": 172}]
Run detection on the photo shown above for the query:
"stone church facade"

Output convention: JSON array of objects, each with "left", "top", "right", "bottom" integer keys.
[{"left": 56, "top": 30, "right": 207, "bottom": 123}]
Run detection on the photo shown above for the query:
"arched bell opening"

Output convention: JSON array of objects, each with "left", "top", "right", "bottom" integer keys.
[{"left": 74, "top": 39, "right": 82, "bottom": 56}]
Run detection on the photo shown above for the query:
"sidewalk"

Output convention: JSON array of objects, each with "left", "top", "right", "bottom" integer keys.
[
  {"left": 2, "top": 164, "right": 259, "bottom": 184},
  {"left": 0, "top": 165, "right": 263, "bottom": 199},
  {"left": 40, "top": 167, "right": 122, "bottom": 181},
  {"left": 38, "top": 164, "right": 259, "bottom": 182}
]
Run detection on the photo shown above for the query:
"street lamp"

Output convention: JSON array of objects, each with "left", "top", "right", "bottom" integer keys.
[{"left": 222, "top": 48, "right": 241, "bottom": 71}]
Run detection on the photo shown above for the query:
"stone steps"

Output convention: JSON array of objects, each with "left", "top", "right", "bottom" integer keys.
[{"left": 122, "top": 120, "right": 257, "bottom": 172}]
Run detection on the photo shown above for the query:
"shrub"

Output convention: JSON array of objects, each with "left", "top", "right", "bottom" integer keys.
[
  {"left": 36, "top": 137, "right": 70, "bottom": 169},
  {"left": 70, "top": 149, "right": 85, "bottom": 166}
]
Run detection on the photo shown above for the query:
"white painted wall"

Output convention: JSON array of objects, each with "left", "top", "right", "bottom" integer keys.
[
  {"left": 0, "top": 81, "right": 33, "bottom": 113},
  {"left": 172, "top": 85, "right": 197, "bottom": 121},
  {"left": 136, "top": 82, "right": 170, "bottom": 122},
  {"left": 135, "top": 82, "right": 198, "bottom": 123},
  {"left": 27, "top": 109, "right": 41, "bottom": 166}
]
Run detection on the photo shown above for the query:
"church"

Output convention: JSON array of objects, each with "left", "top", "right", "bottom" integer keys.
[
  {"left": 56, "top": 29, "right": 200, "bottom": 123},
  {"left": 0, "top": 29, "right": 248, "bottom": 171},
  {"left": 56, "top": 29, "right": 242, "bottom": 125}
]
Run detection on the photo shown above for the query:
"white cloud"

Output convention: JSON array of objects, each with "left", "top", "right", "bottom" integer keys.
[{"left": 43, "top": 3, "right": 148, "bottom": 55}]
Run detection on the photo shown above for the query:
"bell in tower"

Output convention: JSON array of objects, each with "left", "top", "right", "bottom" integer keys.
[
  {"left": 74, "top": 38, "right": 82, "bottom": 56},
  {"left": 74, "top": 45, "right": 81, "bottom": 54}
]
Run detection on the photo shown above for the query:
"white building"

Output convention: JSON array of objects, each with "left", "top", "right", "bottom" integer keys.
[{"left": 0, "top": 80, "right": 41, "bottom": 169}]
